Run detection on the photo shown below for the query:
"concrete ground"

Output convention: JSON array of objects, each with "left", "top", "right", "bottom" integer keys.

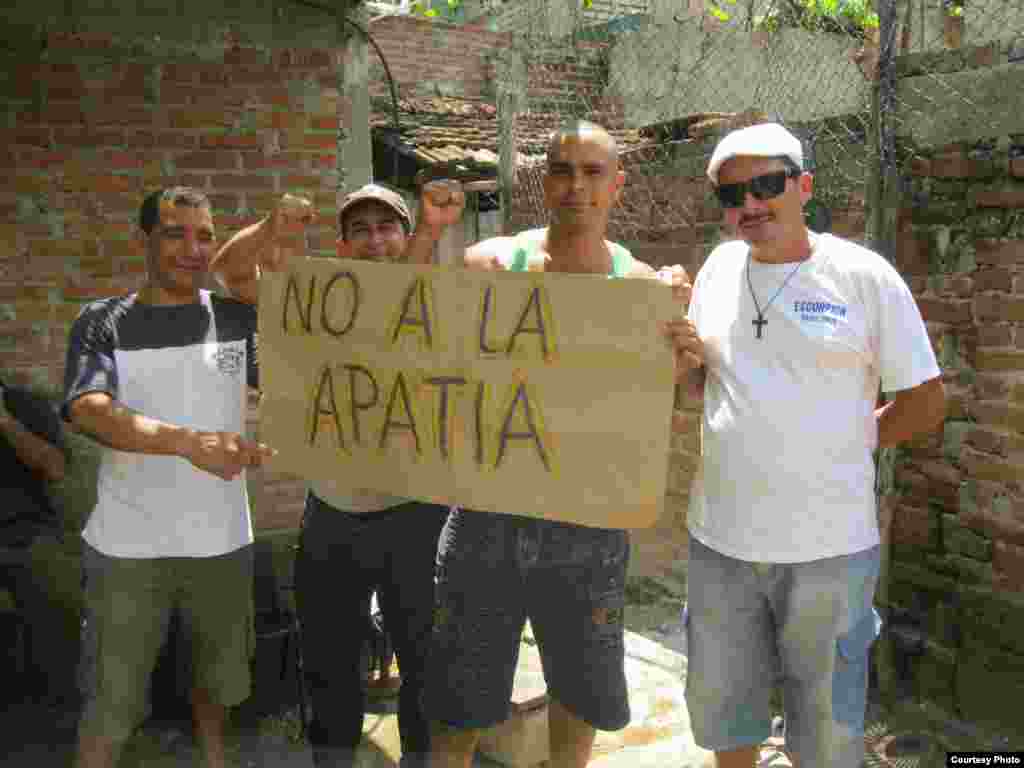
[
  {"left": 0, "top": 574, "right": 1000, "bottom": 767},
  {"left": 0, "top": 626, "right": 709, "bottom": 768},
  {"left": 0, "top": 575, "right": 698, "bottom": 768}
]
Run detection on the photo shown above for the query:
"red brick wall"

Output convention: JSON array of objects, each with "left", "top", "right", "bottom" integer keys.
[
  {"left": 890, "top": 144, "right": 1024, "bottom": 589},
  {"left": 0, "top": 16, "right": 518, "bottom": 534},
  {"left": 882, "top": 136, "right": 1024, "bottom": 727},
  {"left": 367, "top": 16, "right": 506, "bottom": 102},
  {"left": 0, "top": 30, "right": 348, "bottom": 532},
  {"left": 0, "top": 14, "right": 874, "bottom": 558}
]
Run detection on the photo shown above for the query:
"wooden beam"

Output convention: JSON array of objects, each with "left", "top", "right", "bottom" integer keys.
[{"left": 465, "top": 180, "right": 500, "bottom": 193}]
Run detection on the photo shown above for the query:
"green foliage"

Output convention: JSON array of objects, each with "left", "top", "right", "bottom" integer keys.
[
  {"left": 708, "top": 0, "right": 880, "bottom": 35},
  {"left": 408, "top": 0, "right": 881, "bottom": 34},
  {"left": 409, "top": 0, "right": 441, "bottom": 18},
  {"left": 753, "top": 8, "right": 782, "bottom": 33},
  {"left": 410, "top": 0, "right": 593, "bottom": 17},
  {"left": 808, "top": 0, "right": 880, "bottom": 30},
  {"left": 706, "top": 0, "right": 735, "bottom": 23}
]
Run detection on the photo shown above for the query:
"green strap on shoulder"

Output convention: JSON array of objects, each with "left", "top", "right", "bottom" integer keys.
[
  {"left": 510, "top": 246, "right": 530, "bottom": 273},
  {"left": 609, "top": 244, "right": 633, "bottom": 279},
  {"left": 509, "top": 236, "right": 632, "bottom": 278}
]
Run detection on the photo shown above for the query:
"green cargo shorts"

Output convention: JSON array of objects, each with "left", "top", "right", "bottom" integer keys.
[{"left": 78, "top": 543, "right": 254, "bottom": 742}]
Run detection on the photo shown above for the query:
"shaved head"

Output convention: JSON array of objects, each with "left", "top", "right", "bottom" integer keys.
[
  {"left": 542, "top": 120, "right": 624, "bottom": 234},
  {"left": 546, "top": 120, "right": 619, "bottom": 167}
]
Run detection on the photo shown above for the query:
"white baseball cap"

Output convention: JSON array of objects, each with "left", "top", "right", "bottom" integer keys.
[{"left": 706, "top": 123, "right": 804, "bottom": 185}]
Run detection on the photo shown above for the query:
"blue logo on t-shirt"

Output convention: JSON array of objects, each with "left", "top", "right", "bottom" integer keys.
[{"left": 794, "top": 300, "right": 847, "bottom": 326}]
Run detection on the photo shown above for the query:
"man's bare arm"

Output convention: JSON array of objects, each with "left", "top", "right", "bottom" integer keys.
[
  {"left": 876, "top": 376, "right": 946, "bottom": 448},
  {"left": 211, "top": 219, "right": 270, "bottom": 304},
  {"left": 0, "top": 415, "right": 66, "bottom": 483},
  {"left": 405, "top": 228, "right": 445, "bottom": 266},
  {"left": 211, "top": 194, "right": 316, "bottom": 305},
  {"left": 68, "top": 392, "right": 273, "bottom": 481},
  {"left": 69, "top": 392, "right": 194, "bottom": 456},
  {"left": 406, "top": 181, "right": 470, "bottom": 266}
]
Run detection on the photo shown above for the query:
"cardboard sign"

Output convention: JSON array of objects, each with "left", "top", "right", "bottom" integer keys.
[{"left": 259, "top": 259, "right": 677, "bottom": 529}]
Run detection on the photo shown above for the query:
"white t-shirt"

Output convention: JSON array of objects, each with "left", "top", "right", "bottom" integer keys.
[
  {"left": 65, "top": 291, "right": 257, "bottom": 558},
  {"left": 687, "top": 234, "right": 940, "bottom": 563}
]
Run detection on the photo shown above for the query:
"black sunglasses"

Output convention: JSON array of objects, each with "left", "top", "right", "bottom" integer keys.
[{"left": 715, "top": 168, "right": 802, "bottom": 208}]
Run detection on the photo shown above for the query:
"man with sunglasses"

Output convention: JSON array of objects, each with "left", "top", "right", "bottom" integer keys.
[{"left": 668, "top": 123, "right": 945, "bottom": 768}]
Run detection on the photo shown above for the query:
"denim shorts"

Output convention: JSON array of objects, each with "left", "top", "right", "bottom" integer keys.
[
  {"left": 684, "top": 536, "right": 881, "bottom": 767},
  {"left": 424, "top": 509, "right": 631, "bottom": 731}
]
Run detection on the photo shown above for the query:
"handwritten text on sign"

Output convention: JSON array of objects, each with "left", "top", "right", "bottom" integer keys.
[{"left": 259, "top": 259, "right": 676, "bottom": 529}]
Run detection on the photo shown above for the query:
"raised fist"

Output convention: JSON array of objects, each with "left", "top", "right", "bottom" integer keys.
[
  {"left": 270, "top": 193, "right": 316, "bottom": 239},
  {"left": 417, "top": 180, "right": 465, "bottom": 237}
]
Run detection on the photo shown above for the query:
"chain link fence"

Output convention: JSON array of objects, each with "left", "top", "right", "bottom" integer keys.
[
  {"left": 878, "top": 0, "right": 1024, "bottom": 243},
  {"left": 469, "top": 0, "right": 1023, "bottom": 266},
  {"left": 484, "top": 0, "right": 881, "bottom": 264}
]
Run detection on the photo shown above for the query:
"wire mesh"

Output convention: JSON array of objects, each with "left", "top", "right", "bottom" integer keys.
[
  {"left": 480, "top": 0, "right": 887, "bottom": 261},
  {"left": 882, "top": 0, "right": 1024, "bottom": 219}
]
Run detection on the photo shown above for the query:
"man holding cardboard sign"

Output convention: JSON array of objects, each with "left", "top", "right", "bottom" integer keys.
[
  {"left": 218, "top": 123, "right": 689, "bottom": 767},
  {"left": 413, "top": 121, "right": 691, "bottom": 768},
  {"left": 213, "top": 182, "right": 462, "bottom": 768}
]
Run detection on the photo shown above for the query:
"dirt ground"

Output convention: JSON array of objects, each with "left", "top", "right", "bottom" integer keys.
[{"left": 0, "top": 574, "right": 1014, "bottom": 768}]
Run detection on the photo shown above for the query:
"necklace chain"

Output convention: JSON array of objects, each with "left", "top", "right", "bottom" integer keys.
[{"left": 745, "top": 249, "right": 809, "bottom": 339}]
